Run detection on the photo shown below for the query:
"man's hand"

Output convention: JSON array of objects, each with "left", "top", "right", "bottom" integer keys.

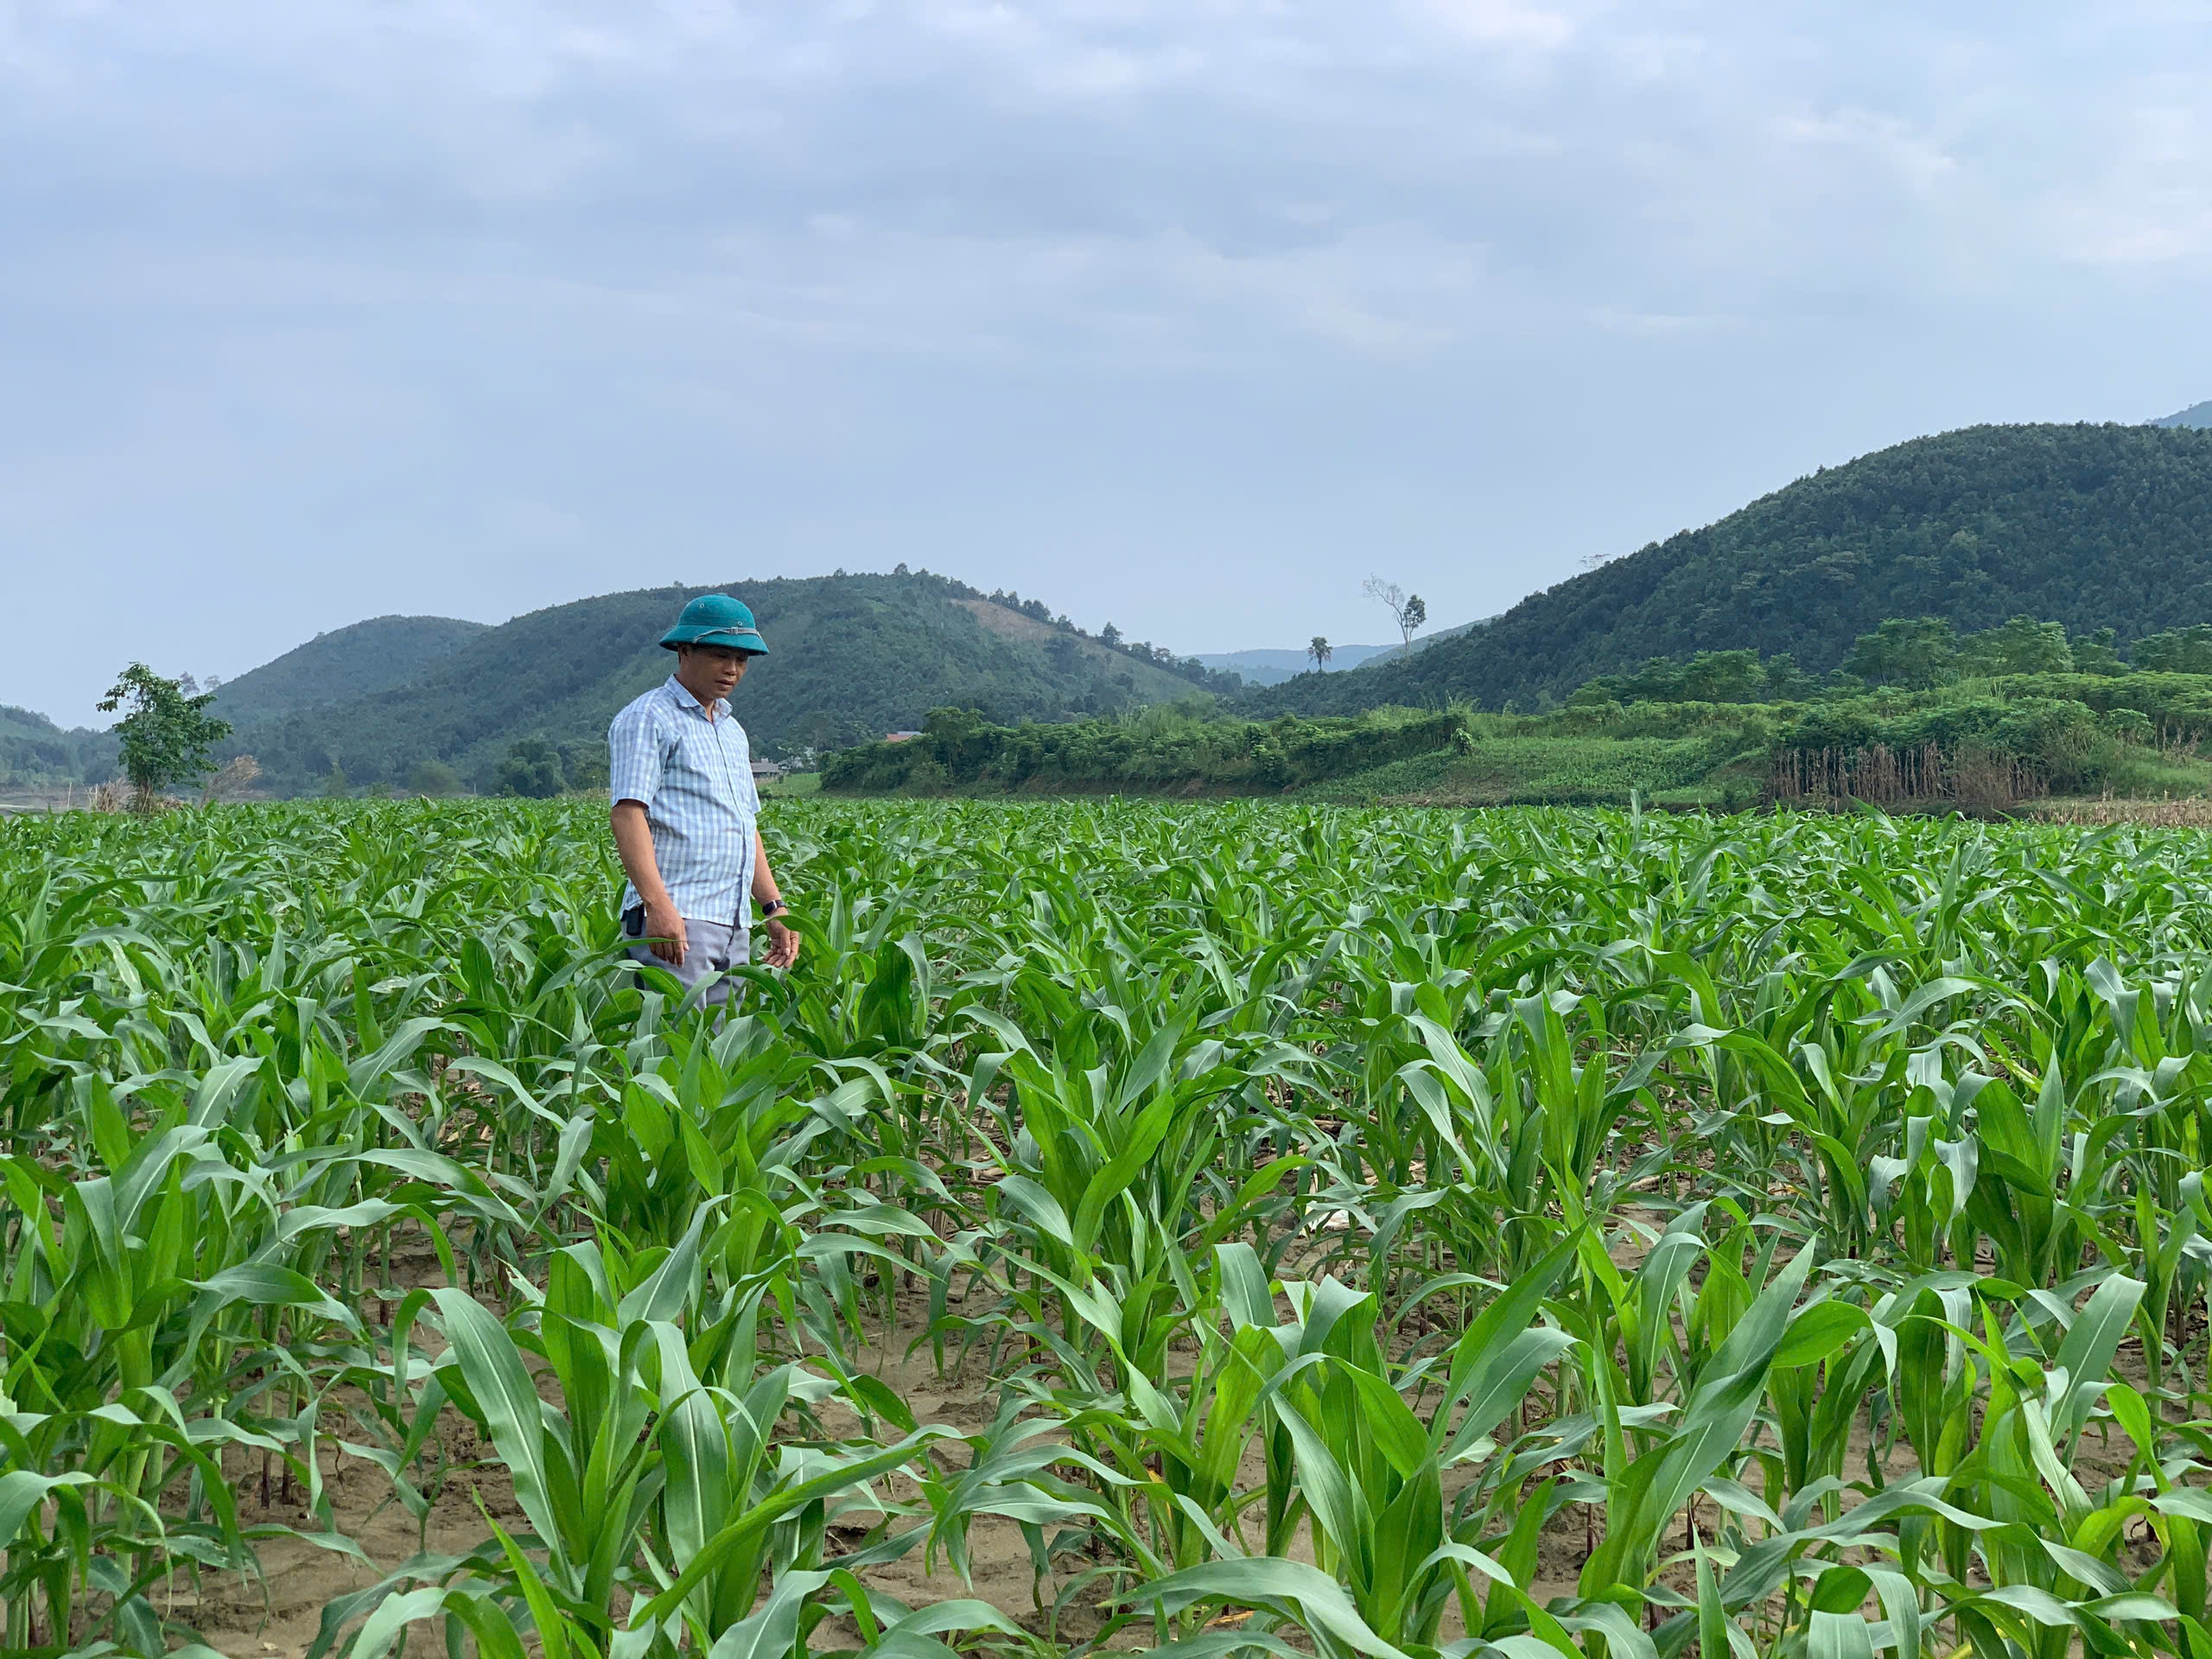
[
  {"left": 761, "top": 915, "right": 799, "bottom": 970},
  {"left": 643, "top": 897, "right": 689, "bottom": 964}
]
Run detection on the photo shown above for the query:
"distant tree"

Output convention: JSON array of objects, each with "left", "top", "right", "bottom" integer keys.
[
  {"left": 1363, "top": 576, "right": 1404, "bottom": 630},
  {"left": 2070, "top": 627, "right": 2125, "bottom": 676},
  {"left": 2132, "top": 624, "right": 2212, "bottom": 674},
  {"left": 96, "top": 664, "right": 232, "bottom": 810},
  {"left": 407, "top": 759, "right": 465, "bottom": 797},
  {"left": 1363, "top": 577, "right": 1428, "bottom": 647},
  {"left": 1614, "top": 658, "right": 1688, "bottom": 702},
  {"left": 1955, "top": 614, "right": 2073, "bottom": 677},
  {"left": 1308, "top": 636, "right": 1332, "bottom": 671},
  {"left": 1843, "top": 617, "right": 1957, "bottom": 689},
  {"left": 495, "top": 739, "right": 567, "bottom": 798},
  {"left": 1678, "top": 650, "right": 1765, "bottom": 703},
  {"left": 323, "top": 763, "right": 351, "bottom": 799},
  {"left": 1759, "top": 652, "right": 1819, "bottom": 700},
  {"left": 1100, "top": 622, "right": 1123, "bottom": 649}
]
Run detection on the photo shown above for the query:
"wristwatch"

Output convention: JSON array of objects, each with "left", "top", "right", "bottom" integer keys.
[{"left": 760, "top": 898, "right": 789, "bottom": 920}]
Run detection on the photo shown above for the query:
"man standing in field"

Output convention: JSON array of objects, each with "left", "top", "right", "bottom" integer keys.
[{"left": 608, "top": 594, "right": 799, "bottom": 1007}]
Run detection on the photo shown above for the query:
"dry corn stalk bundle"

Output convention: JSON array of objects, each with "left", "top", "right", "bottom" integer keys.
[{"left": 1771, "top": 740, "right": 2046, "bottom": 808}]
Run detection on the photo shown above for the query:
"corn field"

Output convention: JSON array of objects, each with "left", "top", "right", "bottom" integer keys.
[{"left": 8, "top": 798, "right": 2212, "bottom": 1659}]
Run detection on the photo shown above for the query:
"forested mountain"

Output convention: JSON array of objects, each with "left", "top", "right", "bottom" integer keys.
[
  {"left": 225, "top": 570, "right": 1225, "bottom": 791},
  {"left": 2155, "top": 402, "right": 2212, "bottom": 429},
  {"left": 210, "top": 615, "right": 491, "bottom": 726},
  {"left": 0, "top": 705, "right": 115, "bottom": 788},
  {"left": 1249, "top": 423, "right": 2212, "bottom": 715}
]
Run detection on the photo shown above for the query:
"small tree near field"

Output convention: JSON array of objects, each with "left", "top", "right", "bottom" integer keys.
[
  {"left": 97, "top": 664, "right": 232, "bottom": 811},
  {"left": 1308, "top": 636, "right": 1332, "bottom": 671}
]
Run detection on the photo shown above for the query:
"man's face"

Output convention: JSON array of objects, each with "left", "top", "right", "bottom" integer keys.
[{"left": 677, "top": 644, "right": 753, "bottom": 702}]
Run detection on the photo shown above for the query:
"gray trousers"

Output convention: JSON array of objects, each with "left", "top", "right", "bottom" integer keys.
[{"left": 623, "top": 907, "right": 750, "bottom": 1010}]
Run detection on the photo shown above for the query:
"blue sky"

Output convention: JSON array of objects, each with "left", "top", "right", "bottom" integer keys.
[{"left": 4, "top": 1, "right": 2210, "bottom": 722}]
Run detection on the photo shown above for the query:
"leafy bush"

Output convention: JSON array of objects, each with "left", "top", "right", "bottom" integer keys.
[
  {"left": 561, "top": 737, "right": 611, "bottom": 791},
  {"left": 406, "top": 758, "right": 466, "bottom": 796}
]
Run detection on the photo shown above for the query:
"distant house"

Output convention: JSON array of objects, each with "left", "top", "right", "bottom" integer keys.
[
  {"left": 885, "top": 731, "right": 924, "bottom": 743},
  {"left": 750, "top": 758, "right": 784, "bottom": 781}
]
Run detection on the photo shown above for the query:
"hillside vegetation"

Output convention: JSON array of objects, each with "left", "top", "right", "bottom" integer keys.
[
  {"left": 827, "top": 609, "right": 2212, "bottom": 809},
  {"left": 225, "top": 570, "right": 1233, "bottom": 793},
  {"left": 0, "top": 704, "right": 115, "bottom": 789},
  {"left": 823, "top": 703, "right": 1462, "bottom": 794},
  {"left": 1253, "top": 423, "right": 2212, "bottom": 715},
  {"left": 209, "top": 613, "right": 490, "bottom": 726}
]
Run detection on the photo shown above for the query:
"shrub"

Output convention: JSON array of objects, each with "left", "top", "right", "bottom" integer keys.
[
  {"left": 495, "top": 739, "right": 567, "bottom": 798},
  {"left": 407, "top": 759, "right": 466, "bottom": 797},
  {"left": 562, "top": 738, "right": 611, "bottom": 791}
]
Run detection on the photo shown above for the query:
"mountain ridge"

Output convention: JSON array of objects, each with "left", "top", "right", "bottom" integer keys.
[
  {"left": 1245, "top": 422, "right": 2212, "bottom": 716},
  {"left": 220, "top": 571, "right": 1232, "bottom": 791}
]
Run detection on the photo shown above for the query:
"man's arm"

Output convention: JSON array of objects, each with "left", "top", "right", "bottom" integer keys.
[
  {"left": 612, "top": 800, "right": 688, "bottom": 964},
  {"left": 753, "top": 829, "right": 799, "bottom": 969}
]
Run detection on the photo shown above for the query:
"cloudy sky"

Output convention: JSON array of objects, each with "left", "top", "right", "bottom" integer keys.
[{"left": 4, "top": 1, "right": 2209, "bottom": 722}]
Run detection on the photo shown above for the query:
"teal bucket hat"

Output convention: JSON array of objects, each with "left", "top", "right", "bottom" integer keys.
[{"left": 660, "top": 593, "right": 769, "bottom": 655}]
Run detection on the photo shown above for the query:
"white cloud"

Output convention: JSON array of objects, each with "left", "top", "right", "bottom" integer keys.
[
  {"left": 1414, "top": 0, "right": 1575, "bottom": 51},
  {"left": 1774, "top": 107, "right": 1959, "bottom": 197},
  {"left": 8, "top": 0, "right": 2212, "bottom": 721},
  {"left": 2043, "top": 102, "right": 2212, "bottom": 264}
]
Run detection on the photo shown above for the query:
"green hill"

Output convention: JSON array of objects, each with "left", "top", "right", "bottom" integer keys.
[
  {"left": 228, "top": 571, "right": 1228, "bottom": 792},
  {"left": 0, "top": 705, "right": 115, "bottom": 789},
  {"left": 210, "top": 614, "right": 491, "bottom": 726},
  {"left": 1249, "top": 423, "right": 2212, "bottom": 715}
]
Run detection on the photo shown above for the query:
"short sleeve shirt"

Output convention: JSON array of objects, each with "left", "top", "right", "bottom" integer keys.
[{"left": 607, "top": 677, "right": 760, "bottom": 925}]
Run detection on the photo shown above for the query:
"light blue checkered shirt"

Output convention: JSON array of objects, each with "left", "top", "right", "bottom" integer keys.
[{"left": 608, "top": 677, "right": 760, "bottom": 926}]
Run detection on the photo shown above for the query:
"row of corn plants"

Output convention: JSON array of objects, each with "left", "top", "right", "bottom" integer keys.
[{"left": 6, "top": 798, "right": 2212, "bottom": 1659}]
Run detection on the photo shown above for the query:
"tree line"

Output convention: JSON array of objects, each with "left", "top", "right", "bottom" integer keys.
[{"left": 1565, "top": 615, "right": 2212, "bottom": 708}]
